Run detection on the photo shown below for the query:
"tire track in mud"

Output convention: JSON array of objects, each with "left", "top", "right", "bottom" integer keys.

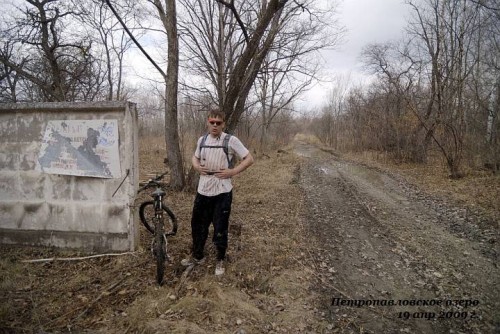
[{"left": 294, "top": 141, "right": 499, "bottom": 334}]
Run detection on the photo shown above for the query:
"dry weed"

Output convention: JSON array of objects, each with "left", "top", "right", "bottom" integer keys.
[
  {"left": 341, "top": 150, "right": 500, "bottom": 219},
  {"left": 0, "top": 147, "right": 327, "bottom": 333}
]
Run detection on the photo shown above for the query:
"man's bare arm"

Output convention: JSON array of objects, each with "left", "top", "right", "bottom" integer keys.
[{"left": 215, "top": 153, "right": 254, "bottom": 179}]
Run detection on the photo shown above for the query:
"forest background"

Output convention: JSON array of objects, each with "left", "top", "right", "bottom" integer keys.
[
  {"left": 1, "top": 0, "right": 499, "bottom": 196},
  {"left": 1, "top": 2, "right": 499, "bottom": 332}
]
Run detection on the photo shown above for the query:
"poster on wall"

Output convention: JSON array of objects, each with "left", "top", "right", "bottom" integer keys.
[{"left": 36, "top": 120, "right": 121, "bottom": 178}]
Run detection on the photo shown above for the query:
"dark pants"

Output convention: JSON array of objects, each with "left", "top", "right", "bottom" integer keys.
[{"left": 191, "top": 191, "right": 232, "bottom": 261}]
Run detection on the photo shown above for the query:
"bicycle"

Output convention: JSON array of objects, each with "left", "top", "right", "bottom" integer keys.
[{"left": 138, "top": 172, "right": 178, "bottom": 285}]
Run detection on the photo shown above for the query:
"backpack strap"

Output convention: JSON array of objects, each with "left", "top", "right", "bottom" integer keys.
[
  {"left": 199, "top": 133, "right": 209, "bottom": 150},
  {"left": 198, "top": 133, "right": 234, "bottom": 169},
  {"left": 223, "top": 134, "right": 233, "bottom": 168},
  {"left": 198, "top": 133, "right": 209, "bottom": 162}
]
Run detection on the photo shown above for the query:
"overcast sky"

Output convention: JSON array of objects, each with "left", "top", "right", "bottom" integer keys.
[
  {"left": 125, "top": 0, "right": 412, "bottom": 111},
  {"left": 297, "top": 0, "right": 411, "bottom": 110},
  {"left": 4, "top": 0, "right": 411, "bottom": 110}
]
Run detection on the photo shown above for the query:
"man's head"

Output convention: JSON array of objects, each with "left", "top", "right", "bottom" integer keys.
[{"left": 207, "top": 109, "right": 225, "bottom": 137}]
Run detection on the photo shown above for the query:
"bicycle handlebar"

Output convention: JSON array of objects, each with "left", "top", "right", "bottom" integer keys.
[{"left": 138, "top": 172, "right": 169, "bottom": 193}]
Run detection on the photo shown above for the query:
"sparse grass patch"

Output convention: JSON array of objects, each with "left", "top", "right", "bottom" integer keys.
[
  {"left": 294, "top": 133, "right": 322, "bottom": 145},
  {"left": 138, "top": 135, "right": 168, "bottom": 181},
  {"left": 0, "top": 141, "right": 325, "bottom": 333},
  {"left": 343, "top": 150, "right": 500, "bottom": 219}
]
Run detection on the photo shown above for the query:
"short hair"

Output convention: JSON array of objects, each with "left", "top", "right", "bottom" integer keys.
[{"left": 207, "top": 109, "right": 225, "bottom": 121}]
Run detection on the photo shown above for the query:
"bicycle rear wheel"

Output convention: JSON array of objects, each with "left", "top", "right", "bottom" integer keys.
[
  {"left": 154, "top": 217, "right": 166, "bottom": 285},
  {"left": 139, "top": 201, "right": 177, "bottom": 235}
]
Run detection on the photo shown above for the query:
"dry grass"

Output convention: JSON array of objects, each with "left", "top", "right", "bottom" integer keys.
[
  {"left": 116, "top": 145, "right": 328, "bottom": 332},
  {"left": 294, "top": 133, "right": 322, "bottom": 146},
  {"left": 3, "top": 133, "right": 496, "bottom": 333},
  {"left": 0, "top": 141, "right": 328, "bottom": 333},
  {"left": 345, "top": 150, "right": 500, "bottom": 219},
  {"left": 297, "top": 134, "right": 500, "bottom": 220},
  {"left": 129, "top": 149, "right": 325, "bottom": 333},
  {"left": 138, "top": 136, "right": 168, "bottom": 180}
]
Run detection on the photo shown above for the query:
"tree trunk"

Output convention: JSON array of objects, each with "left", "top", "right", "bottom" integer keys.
[
  {"left": 164, "top": 0, "right": 184, "bottom": 189},
  {"left": 221, "top": 0, "right": 286, "bottom": 132}
]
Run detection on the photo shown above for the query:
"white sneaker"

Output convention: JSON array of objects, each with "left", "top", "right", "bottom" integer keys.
[
  {"left": 215, "top": 260, "right": 225, "bottom": 276},
  {"left": 181, "top": 257, "right": 205, "bottom": 266}
]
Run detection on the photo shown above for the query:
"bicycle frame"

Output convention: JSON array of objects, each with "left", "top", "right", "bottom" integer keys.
[
  {"left": 151, "top": 187, "right": 168, "bottom": 253},
  {"left": 138, "top": 173, "right": 177, "bottom": 285},
  {"left": 152, "top": 187, "right": 166, "bottom": 219}
]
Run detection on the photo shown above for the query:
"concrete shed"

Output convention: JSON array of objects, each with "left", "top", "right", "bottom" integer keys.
[{"left": 0, "top": 102, "right": 139, "bottom": 252}]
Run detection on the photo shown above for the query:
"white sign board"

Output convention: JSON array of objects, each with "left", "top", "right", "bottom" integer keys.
[{"left": 37, "top": 120, "right": 121, "bottom": 178}]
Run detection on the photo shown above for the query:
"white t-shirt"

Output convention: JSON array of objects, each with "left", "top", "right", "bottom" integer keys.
[{"left": 194, "top": 132, "right": 249, "bottom": 196}]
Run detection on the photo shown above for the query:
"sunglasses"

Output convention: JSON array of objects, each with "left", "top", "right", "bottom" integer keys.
[{"left": 208, "top": 119, "right": 223, "bottom": 126}]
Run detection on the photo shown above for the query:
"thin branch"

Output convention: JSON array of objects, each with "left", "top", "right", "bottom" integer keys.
[
  {"left": 468, "top": 0, "right": 499, "bottom": 12},
  {"left": 72, "top": 275, "right": 129, "bottom": 322},
  {"left": 174, "top": 264, "right": 194, "bottom": 296},
  {"left": 214, "top": 0, "right": 250, "bottom": 44},
  {"left": 21, "top": 252, "right": 138, "bottom": 263},
  {"left": 104, "top": 0, "right": 166, "bottom": 79}
]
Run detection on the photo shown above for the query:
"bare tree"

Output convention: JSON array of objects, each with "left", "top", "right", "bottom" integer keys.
[
  {"left": 472, "top": 0, "right": 500, "bottom": 171},
  {"left": 255, "top": 2, "right": 338, "bottom": 150},
  {"left": 314, "top": 74, "right": 352, "bottom": 149},
  {"left": 354, "top": 0, "right": 500, "bottom": 176},
  {"left": 0, "top": 0, "right": 107, "bottom": 102},
  {"left": 152, "top": 0, "right": 184, "bottom": 189},
  {"left": 76, "top": 0, "right": 136, "bottom": 101},
  {"left": 406, "top": 0, "right": 486, "bottom": 178},
  {"left": 105, "top": 0, "right": 185, "bottom": 189},
  {"left": 178, "top": 0, "right": 343, "bottom": 132},
  {"left": 361, "top": 41, "right": 427, "bottom": 162},
  {"left": 0, "top": 41, "right": 23, "bottom": 102}
]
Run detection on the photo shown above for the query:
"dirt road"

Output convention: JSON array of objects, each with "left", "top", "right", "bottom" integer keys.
[
  {"left": 294, "top": 140, "right": 499, "bottom": 333},
  {"left": 1, "top": 139, "right": 498, "bottom": 333}
]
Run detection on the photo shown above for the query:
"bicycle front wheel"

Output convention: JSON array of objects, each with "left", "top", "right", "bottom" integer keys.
[
  {"left": 139, "top": 201, "right": 177, "bottom": 235},
  {"left": 154, "top": 217, "right": 166, "bottom": 285}
]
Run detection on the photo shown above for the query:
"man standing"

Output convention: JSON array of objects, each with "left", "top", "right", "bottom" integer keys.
[{"left": 184, "top": 109, "right": 254, "bottom": 275}]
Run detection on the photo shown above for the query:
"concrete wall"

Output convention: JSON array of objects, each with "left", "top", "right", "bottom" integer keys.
[{"left": 0, "top": 102, "right": 139, "bottom": 252}]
